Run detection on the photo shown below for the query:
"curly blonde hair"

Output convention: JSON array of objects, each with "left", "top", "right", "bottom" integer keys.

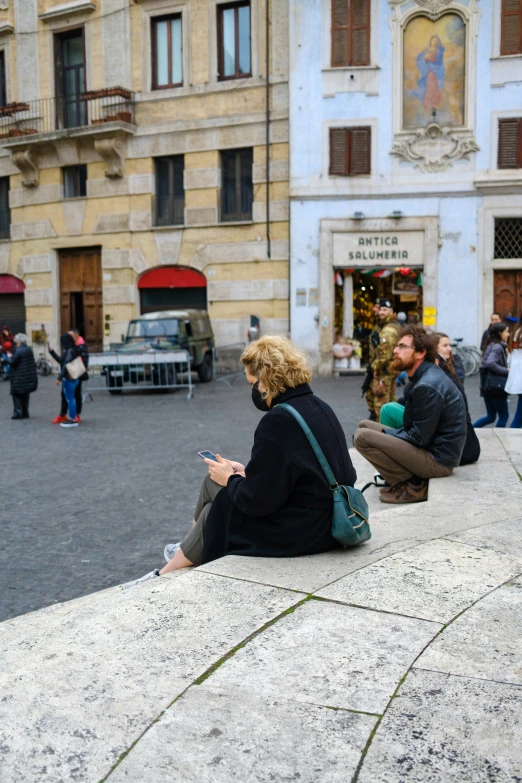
[{"left": 241, "top": 335, "right": 312, "bottom": 403}]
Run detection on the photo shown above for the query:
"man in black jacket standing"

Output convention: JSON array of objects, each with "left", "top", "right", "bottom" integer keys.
[{"left": 354, "top": 326, "right": 467, "bottom": 504}]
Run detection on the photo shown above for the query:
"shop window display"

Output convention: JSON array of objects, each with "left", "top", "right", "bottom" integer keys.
[{"left": 333, "top": 267, "right": 423, "bottom": 367}]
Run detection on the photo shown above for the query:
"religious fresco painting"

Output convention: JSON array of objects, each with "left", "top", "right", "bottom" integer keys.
[{"left": 403, "top": 13, "right": 466, "bottom": 130}]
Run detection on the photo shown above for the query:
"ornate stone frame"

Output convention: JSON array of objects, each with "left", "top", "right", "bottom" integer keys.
[
  {"left": 318, "top": 216, "right": 439, "bottom": 375},
  {"left": 389, "top": 0, "right": 480, "bottom": 173}
]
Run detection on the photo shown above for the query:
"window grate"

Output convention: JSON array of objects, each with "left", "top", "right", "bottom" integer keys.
[{"left": 494, "top": 218, "right": 522, "bottom": 258}]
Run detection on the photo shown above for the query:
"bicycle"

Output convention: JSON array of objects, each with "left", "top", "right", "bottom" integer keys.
[
  {"left": 36, "top": 353, "right": 53, "bottom": 376},
  {"left": 450, "top": 338, "right": 480, "bottom": 377}
]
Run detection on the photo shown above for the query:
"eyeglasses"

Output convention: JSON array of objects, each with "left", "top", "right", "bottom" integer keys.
[{"left": 395, "top": 343, "right": 414, "bottom": 350}]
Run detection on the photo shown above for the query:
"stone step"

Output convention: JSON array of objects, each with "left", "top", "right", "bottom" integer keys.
[{"left": 1, "top": 430, "right": 521, "bottom": 783}]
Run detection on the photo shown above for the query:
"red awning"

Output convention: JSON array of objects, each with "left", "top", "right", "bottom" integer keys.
[
  {"left": 138, "top": 267, "right": 206, "bottom": 289},
  {"left": 0, "top": 275, "right": 25, "bottom": 294}
]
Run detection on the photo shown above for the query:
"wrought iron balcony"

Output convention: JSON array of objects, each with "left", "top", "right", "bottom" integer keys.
[{"left": 0, "top": 88, "right": 135, "bottom": 145}]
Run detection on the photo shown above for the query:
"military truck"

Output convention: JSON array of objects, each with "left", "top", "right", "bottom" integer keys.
[{"left": 107, "top": 310, "right": 214, "bottom": 389}]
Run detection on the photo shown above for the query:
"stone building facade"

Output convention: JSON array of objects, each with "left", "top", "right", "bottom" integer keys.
[
  {"left": 0, "top": 0, "right": 289, "bottom": 350},
  {"left": 289, "top": 0, "right": 522, "bottom": 373}
]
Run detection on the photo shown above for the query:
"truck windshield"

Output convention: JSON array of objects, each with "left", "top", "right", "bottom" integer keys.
[{"left": 127, "top": 319, "right": 180, "bottom": 340}]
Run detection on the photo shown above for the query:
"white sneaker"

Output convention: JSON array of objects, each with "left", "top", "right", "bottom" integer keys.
[
  {"left": 122, "top": 569, "right": 160, "bottom": 590},
  {"left": 164, "top": 542, "right": 181, "bottom": 563},
  {"left": 60, "top": 420, "right": 79, "bottom": 428}
]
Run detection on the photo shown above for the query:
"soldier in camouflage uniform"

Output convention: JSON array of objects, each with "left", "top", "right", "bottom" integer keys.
[{"left": 365, "top": 298, "right": 400, "bottom": 420}]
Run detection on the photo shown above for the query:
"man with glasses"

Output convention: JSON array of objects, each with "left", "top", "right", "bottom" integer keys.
[
  {"left": 364, "top": 298, "right": 400, "bottom": 421},
  {"left": 354, "top": 326, "right": 466, "bottom": 504}
]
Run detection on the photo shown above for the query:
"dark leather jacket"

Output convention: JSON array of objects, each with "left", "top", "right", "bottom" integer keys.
[{"left": 391, "top": 361, "right": 467, "bottom": 467}]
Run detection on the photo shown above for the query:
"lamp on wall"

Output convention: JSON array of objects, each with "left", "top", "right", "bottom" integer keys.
[
  {"left": 353, "top": 211, "right": 365, "bottom": 220},
  {"left": 391, "top": 210, "right": 403, "bottom": 219}
]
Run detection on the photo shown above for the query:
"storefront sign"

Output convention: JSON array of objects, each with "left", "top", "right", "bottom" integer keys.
[
  {"left": 423, "top": 306, "right": 437, "bottom": 327},
  {"left": 333, "top": 231, "right": 425, "bottom": 266}
]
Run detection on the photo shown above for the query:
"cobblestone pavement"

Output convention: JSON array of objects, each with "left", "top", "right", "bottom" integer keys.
[{"left": 0, "top": 371, "right": 485, "bottom": 622}]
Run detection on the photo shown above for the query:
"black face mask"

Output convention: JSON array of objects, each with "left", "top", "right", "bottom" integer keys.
[{"left": 252, "top": 382, "right": 270, "bottom": 412}]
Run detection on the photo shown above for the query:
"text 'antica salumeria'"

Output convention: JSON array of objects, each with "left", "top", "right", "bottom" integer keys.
[{"left": 349, "top": 235, "right": 408, "bottom": 260}]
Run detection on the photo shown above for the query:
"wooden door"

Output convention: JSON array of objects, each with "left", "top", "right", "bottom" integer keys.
[
  {"left": 494, "top": 270, "right": 522, "bottom": 320},
  {"left": 59, "top": 247, "right": 103, "bottom": 350}
]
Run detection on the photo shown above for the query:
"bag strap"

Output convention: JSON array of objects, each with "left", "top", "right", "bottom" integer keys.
[{"left": 278, "top": 402, "right": 338, "bottom": 488}]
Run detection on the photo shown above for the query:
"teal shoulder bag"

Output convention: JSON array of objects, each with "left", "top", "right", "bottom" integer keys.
[{"left": 278, "top": 403, "right": 371, "bottom": 548}]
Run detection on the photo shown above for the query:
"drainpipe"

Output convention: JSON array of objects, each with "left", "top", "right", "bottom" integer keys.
[{"left": 265, "top": 0, "right": 271, "bottom": 260}]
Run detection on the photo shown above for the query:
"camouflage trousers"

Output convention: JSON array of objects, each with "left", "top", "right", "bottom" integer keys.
[{"left": 365, "top": 374, "right": 398, "bottom": 419}]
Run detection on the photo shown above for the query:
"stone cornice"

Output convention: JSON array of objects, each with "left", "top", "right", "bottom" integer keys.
[{"left": 39, "top": 1, "right": 96, "bottom": 23}]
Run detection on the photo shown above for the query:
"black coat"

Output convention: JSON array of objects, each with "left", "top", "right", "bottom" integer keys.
[
  {"left": 392, "top": 361, "right": 466, "bottom": 468},
  {"left": 437, "top": 357, "right": 480, "bottom": 465},
  {"left": 201, "top": 384, "right": 356, "bottom": 564},
  {"left": 9, "top": 345, "right": 38, "bottom": 396}
]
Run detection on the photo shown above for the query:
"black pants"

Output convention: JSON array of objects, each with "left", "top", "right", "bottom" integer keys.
[
  {"left": 12, "top": 393, "right": 30, "bottom": 418},
  {"left": 60, "top": 381, "right": 83, "bottom": 416}
]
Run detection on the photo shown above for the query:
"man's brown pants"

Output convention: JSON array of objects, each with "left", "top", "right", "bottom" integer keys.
[{"left": 353, "top": 420, "right": 453, "bottom": 486}]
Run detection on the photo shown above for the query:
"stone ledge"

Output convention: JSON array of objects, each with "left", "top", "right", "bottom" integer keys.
[{"left": 1, "top": 430, "right": 521, "bottom": 782}]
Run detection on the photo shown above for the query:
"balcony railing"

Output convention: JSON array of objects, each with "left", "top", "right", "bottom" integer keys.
[
  {"left": 0, "top": 88, "right": 135, "bottom": 142},
  {"left": 220, "top": 182, "right": 253, "bottom": 222},
  {"left": 152, "top": 195, "right": 185, "bottom": 227}
]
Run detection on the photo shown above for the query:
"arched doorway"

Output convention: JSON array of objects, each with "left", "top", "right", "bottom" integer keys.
[
  {"left": 138, "top": 266, "right": 207, "bottom": 314},
  {"left": 0, "top": 275, "right": 26, "bottom": 334}
]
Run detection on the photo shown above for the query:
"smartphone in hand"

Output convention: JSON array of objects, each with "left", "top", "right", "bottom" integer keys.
[{"left": 198, "top": 450, "right": 218, "bottom": 461}]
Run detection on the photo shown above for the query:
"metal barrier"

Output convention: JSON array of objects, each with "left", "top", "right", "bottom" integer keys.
[
  {"left": 212, "top": 343, "right": 246, "bottom": 388},
  {"left": 84, "top": 350, "right": 194, "bottom": 399}
]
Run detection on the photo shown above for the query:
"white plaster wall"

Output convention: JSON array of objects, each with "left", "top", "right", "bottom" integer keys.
[{"left": 289, "top": 0, "right": 520, "bottom": 366}]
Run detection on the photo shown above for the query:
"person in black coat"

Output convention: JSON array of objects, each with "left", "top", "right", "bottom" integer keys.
[
  {"left": 8, "top": 334, "right": 38, "bottom": 419},
  {"left": 126, "top": 336, "right": 357, "bottom": 586}
]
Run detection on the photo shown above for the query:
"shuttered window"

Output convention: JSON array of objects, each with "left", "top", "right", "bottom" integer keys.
[
  {"left": 501, "top": 0, "right": 522, "bottom": 55},
  {"left": 331, "top": 0, "right": 370, "bottom": 67},
  {"left": 329, "top": 127, "right": 371, "bottom": 176},
  {"left": 498, "top": 118, "right": 522, "bottom": 168}
]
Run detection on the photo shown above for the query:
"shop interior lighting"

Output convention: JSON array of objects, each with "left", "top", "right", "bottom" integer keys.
[{"left": 353, "top": 211, "right": 364, "bottom": 220}]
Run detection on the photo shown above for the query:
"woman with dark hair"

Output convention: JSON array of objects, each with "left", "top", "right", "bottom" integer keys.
[
  {"left": 506, "top": 315, "right": 522, "bottom": 428},
  {"left": 49, "top": 334, "right": 80, "bottom": 428},
  {"left": 473, "top": 323, "right": 510, "bottom": 428}
]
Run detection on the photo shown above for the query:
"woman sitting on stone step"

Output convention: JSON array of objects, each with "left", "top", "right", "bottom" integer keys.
[{"left": 126, "top": 335, "right": 356, "bottom": 587}]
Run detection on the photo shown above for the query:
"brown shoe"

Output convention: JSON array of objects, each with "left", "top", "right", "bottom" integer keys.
[
  {"left": 379, "top": 481, "right": 404, "bottom": 497},
  {"left": 380, "top": 480, "right": 428, "bottom": 504}
]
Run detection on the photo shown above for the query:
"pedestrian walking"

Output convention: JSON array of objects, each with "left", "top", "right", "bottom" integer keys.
[
  {"left": 506, "top": 315, "right": 522, "bottom": 428},
  {"left": 49, "top": 333, "right": 81, "bottom": 428},
  {"left": 50, "top": 329, "right": 89, "bottom": 424},
  {"left": 8, "top": 334, "right": 38, "bottom": 420},
  {"left": 364, "top": 298, "right": 400, "bottom": 421},
  {"left": 480, "top": 312, "right": 502, "bottom": 352},
  {"left": 473, "top": 323, "right": 510, "bottom": 429}
]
